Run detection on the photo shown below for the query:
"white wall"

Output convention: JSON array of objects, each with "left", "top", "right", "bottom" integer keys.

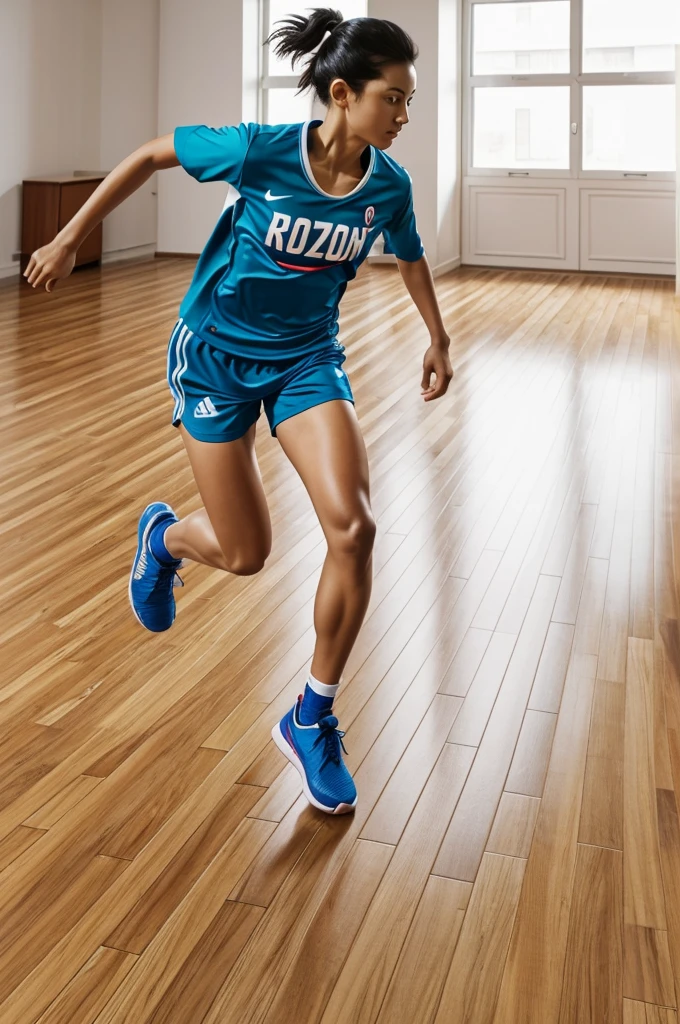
[
  {"left": 0, "top": 0, "right": 101, "bottom": 278},
  {"left": 0, "top": 0, "right": 158, "bottom": 280},
  {"left": 100, "top": 0, "right": 159, "bottom": 258},
  {"left": 437, "top": 0, "right": 463, "bottom": 272},
  {"left": 156, "top": 0, "right": 259, "bottom": 254},
  {"left": 367, "top": 0, "right": 462, "bottom": 274},
  {"left": 677, "top": 45, "right": 680, "bottom": 294},
  {"left": 1, "top": 0, "right": 461, "bottom": 279},
  {"left": 154, "top": 0, "right": 462, "bottom": 276}
]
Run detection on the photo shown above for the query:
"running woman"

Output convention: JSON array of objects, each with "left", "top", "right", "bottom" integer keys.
[{"left": 24, "top": 8, "right": 454, "bottom": 816}]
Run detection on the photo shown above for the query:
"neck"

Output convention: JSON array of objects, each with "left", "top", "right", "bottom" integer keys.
[{"left": 309, "top": 110, "right": 368, "bottom": 176}]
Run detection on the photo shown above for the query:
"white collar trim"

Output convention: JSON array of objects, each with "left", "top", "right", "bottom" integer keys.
[{"left": 299, "top": 120, "right": 375, "bottom": 199}]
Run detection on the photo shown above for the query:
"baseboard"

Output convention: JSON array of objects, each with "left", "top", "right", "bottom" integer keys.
[
  {"left": 367, "top": 254, "right": 462, "bottom": 278},
  {"left": 366, "top": 254, "right": 397, "bottom": 265},
  {"left": 101, "top": 244, "right": 156, "bottom": 265},
  {"left": 0, "top": 262, "right": 20, "bottom": 281},
  {"left": 0, "top": 244, "right": 157, "bottom": 283},
  {"left": 432, "top": 257, "right": 462, "bottom": 278},
  {"left": 1, "top": 247, "right": 463, "bottom": 282}
]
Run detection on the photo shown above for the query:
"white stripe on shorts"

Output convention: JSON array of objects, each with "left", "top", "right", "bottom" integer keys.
[
  {"left": 171, "top": 325, "right": 192, "bottom": 423},
  {"left": 166, "top": 318, "right": 184, "bottom": 404}
]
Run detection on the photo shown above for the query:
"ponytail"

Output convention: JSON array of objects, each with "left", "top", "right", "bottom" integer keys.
[{"left": 267, "top": 8, "right": 418, "bottom": 106}]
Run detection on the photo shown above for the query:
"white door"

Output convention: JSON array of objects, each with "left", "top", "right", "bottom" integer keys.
[{"left": 461, "top": 0, "right": 677, "bottom": 276}]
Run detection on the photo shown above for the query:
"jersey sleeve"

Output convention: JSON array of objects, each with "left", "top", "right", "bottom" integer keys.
[
  {"left": 173, "top": 123, "right": 257, "bottom": 186},
  {"left": 382, "top": 179, "right": 425, "bottom": 262}
]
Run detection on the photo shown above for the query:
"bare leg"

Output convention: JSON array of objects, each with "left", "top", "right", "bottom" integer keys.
[
  {"left": 310, "top": 550, "right": 374, "bottom": 687},
  {"left": 276, "top": 400, "right": 376, "bottom": 688},
  {"left": 163, "top": 422, "right": 272, "bottom": 576},
  {"left": 164, "top": 509, "right": 229, "bottom": 569}
]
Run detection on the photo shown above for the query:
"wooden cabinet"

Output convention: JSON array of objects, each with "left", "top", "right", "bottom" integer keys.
[{"left": 21, "top": 174, "right": 107, "bottom": 274}]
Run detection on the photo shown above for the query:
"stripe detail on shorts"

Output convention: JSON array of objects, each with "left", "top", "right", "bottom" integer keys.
[
  {"left": 166, "top": 318, "right": 184, "bottom": 400},
  {"left": 168, "top": 319, "right": 193, "bottom": 423}
]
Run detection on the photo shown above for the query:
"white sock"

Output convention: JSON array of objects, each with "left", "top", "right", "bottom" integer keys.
[{"left": 307, "top": 672, "right": 340, "bottom": 699}]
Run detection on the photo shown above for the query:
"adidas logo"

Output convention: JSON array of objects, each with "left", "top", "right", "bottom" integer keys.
[
  {"left": 195, "top": 397, "right": 218, "bottom": 418},
  {"left": 134, "top": 547, "right": 148, "bottom": 581}
]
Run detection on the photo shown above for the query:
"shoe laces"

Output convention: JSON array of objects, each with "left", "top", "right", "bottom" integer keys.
[
  {"left": 151, "top": 560, "right": 184, "bottom": 595},
  {"left": 312, "top": 715, "right": 349, "bottom": 772}
]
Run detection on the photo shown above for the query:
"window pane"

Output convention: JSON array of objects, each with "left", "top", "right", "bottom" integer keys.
[
  {"left": 583, "top": 85, "right": 675, "bottom": 171},
  {"left": 268, "top": 0, "right": 367, "bottom": 76},
  {"left": 472, "top": 2, "right": 570, "bottom": 76},
  {"left": 473, "top": 86, "right": 570, "bottom": 168},
  {"left": 266, "top": 87, "right": 314, "bottom": 125},
  {"left": 583, "top": 0, "right": 676, "bottom": 72}
]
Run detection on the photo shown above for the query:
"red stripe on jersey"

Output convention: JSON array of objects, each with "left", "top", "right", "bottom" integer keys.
[{"left": 276, "top": 260, "right": 335, "bottom": 272}]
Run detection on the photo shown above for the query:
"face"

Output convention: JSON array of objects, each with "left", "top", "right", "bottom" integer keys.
[{"left": 329, "top": 62, "right": 417, "bottom": 150}]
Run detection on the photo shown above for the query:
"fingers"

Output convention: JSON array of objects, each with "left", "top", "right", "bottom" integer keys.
[
  {"left": 421, "top": 370, "right": 454, "bottom": 402},
  {"left": 24, "top": 251, "right": 50, "bottom": 288},
  {"left": 24, "top": 262, "right": 43, "bottom": 287},
  {"left": 23, "top": 260, "right": 53, "bottom": 290}
]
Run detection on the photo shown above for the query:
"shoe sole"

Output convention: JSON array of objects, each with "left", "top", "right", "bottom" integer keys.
[
  {"left": 271, "top": 722, "right": 357, "bottom": 815},
  {"left": 128, "top": 506, "right": 176, "bottom": 632}
]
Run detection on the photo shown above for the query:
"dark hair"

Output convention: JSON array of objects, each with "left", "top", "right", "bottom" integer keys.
[{"left": 267, "top": 8, "right": 418, "bottom": 105}]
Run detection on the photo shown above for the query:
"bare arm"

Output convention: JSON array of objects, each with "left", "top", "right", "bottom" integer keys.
[
  {"left": 396, "top": 255, "right": 450, "bottom": 349},
  {"left": 397, "top": 255, "right": 455, "bottom": 403},
  {"left": 24, "top": 133, "right": 179, "bottom": 291}
]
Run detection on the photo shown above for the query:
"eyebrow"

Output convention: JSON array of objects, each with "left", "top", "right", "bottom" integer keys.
[{"left": 387, "top": 87, "right": 416, "bottom": 97}]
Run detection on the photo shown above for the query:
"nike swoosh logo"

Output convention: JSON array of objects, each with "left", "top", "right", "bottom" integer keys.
[{"left": 265, "top": 189, "right": 293, "bottom": 201}]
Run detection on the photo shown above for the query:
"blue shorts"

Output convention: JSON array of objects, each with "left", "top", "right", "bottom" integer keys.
[{"left": 166, "top": 317, "right": 354, "bottom": 443}]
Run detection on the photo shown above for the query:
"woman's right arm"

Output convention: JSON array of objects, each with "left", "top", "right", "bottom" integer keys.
[{"left": 24, "top": 133, "right": 180, "bottom": 291}]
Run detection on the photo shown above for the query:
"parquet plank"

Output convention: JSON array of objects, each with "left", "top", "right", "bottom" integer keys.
[{"left": 1, "top": 262, "right": 676, "bottom": 1024}]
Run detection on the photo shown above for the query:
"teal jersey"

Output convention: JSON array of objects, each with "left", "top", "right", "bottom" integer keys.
[{"left": 174, "top": 119, "right": 424, "bottom": 360}]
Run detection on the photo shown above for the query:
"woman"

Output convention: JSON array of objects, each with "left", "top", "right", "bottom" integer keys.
[{"left": 23, "top": 9, "right": 454, "bottom": 816}]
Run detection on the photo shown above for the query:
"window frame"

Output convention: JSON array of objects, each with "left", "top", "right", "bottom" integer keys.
[
  {"left": 463, "top": 0, "right": 675, "bottom": 181},
  {"left": 260, "top": 0, "right": 316, "bottom": 124}
]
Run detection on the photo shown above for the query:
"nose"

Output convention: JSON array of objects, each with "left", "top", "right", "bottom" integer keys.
[{"left": 396, "top": 105, "right": 409, "bottom": 126}]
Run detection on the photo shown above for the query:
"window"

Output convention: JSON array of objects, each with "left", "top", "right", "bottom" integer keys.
[
  {"left": 472, "top": 2, "right": 570, "bottom": 75},
  {"left": 261, "top": 0, "right": 367, "bottom": 125},
  {"left": 474, "top": 86, "right": 570, "bottom": 168},
  {"left": 467, "top": 0, "right": 676, "bottom": 177},
  {"left": 582, "top": 0, "right": 676, "bottom": 73},
  {"left": 583, "top": 84, "right": 675, "bottom": 172}
]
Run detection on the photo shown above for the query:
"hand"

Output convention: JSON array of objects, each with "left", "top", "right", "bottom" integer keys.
[
  {"left": 23, "top": 239, "right": 76, "bottom": 291},
  {"left": 421, "top": 343, "right": 454, "bottom": 402}
]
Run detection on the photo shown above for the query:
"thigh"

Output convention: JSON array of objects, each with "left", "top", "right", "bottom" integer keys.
[
  {"left": 167, "top": 323, "right": 262, "bottom": 443},
  {"left": 263, "top": 346, "right": 354, "bottom": 441},
  {"left": 179, "top": 422, "right": 272, "bottom": 567},
  {"left": 275, "top": 400, "right": 374, "bottom": 545}
]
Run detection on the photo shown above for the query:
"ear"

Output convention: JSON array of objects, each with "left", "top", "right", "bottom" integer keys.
[{"left": 328, "top": 78, "right": 353, "bottom": 109}]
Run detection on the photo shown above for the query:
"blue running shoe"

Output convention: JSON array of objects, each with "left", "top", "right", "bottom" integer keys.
[
  {"left": 128, "top": 502, "right": 184, "bottom": 632},
  {"left": 272, "top": 697, "right": 357, "bottom": 814}
]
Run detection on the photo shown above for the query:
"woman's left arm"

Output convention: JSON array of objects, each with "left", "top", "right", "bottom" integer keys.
[{"left": 396, "top": 255, "right": 455, "bottom": 402}]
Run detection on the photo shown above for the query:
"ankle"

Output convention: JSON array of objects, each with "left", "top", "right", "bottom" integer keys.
[
  {"left": 149, "top": 520, "right": 181, "bottom": 566},
  {"left": 298, "top": 673, "right": 341, "bottom": 725},
  {"left": 162, "top": 521, "right": 182, "bottom": 560}
]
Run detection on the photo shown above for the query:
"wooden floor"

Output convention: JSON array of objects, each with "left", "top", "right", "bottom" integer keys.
[{"left": 1, "top": 257, "right": 679, "bottom": 1023}]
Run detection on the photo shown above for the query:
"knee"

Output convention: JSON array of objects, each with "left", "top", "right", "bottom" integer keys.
[
  {"left": 330, "top": 514, "right": 377, "bottom": 560},
  {"left": 228, "top": 557, "right": 267, "bottom": 576},
  {"left": 212, "top": 546, "right": 268, "bottom": 576}
]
